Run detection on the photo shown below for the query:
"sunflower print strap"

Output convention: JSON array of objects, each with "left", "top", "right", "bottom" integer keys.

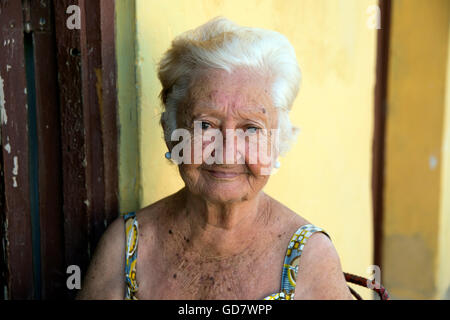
[
  {"left": 264, "top": 224, "right": 330, "bottom": 300},
  {"left": 123, "top": 212, "right": 139, "bottom": 300}
]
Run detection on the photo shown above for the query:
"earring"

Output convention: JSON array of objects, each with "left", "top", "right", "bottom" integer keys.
[
  {"left": 274, "top": 160, "right": 281, "bottom": 169},
  {"left": 165, "top": 152, "right": 172, "bottom": 159}
]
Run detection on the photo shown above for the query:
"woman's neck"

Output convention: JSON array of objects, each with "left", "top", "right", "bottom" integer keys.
[{"left": 176, "top": 188, "right": 272, "bottom": 258}]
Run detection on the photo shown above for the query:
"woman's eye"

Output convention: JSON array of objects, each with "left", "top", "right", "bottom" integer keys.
[
  {"left": 201, "top": 122, "right": 211, "bottom": 130},
  {"left": 246, "top": 126, "right": 260, "bottom": 134}
]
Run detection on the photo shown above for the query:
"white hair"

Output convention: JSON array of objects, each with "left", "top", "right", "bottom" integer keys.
[{"left": 158, "top": 17, "right": 301, "bottom": 155}]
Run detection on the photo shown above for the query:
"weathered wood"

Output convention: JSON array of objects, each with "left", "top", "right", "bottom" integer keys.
[
  {"left": 31, "top": 0, "right": 66, "bottom": 299},
  {"left": 53, "top": 0, "right": 90, "bottom": 284},
  {"left": 0, "top": 129, "right": 6, "bottom": 300},
  {"left": 53, "top": 0, "right": 120, "bottom": 298},
  {"left": 79, "top": 0, "right": 107, "bottom": 256},
  {"left": 100, "top": 0, "right": 119, "bottom": 229},
  {"left": 0, "top": 0, "right": 120, "bottom": 300},
  {"left": 0, "top": 0, "right": 35, "bottom": 299}
]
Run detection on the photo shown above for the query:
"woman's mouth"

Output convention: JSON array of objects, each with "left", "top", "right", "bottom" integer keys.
[{"left": 203, "top": 168, "right": 244, "bottom": 179}]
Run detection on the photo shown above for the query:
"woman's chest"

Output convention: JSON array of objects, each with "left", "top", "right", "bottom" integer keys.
[{"left": 134, "top": 243, "right": 286, "bottom": 299}]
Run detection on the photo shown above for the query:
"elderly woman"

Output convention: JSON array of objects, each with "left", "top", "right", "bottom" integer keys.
[{"left": 78, "top": 17, "right": 352, "bottom": 300}]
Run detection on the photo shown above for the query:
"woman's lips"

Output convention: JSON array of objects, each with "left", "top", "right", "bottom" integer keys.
[{"left": 204, "top": 169, "right": 243, "bottom": 179}]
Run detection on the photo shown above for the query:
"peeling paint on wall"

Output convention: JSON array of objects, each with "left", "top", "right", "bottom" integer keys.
[
  {"left": 4, "top": 142, "right": 11, "bottom": 154},
  {"left": 0, "top": 75, "right": 7, "bottom": 125},
  {"left": 429, "top": 155, "right": 438, "bottom": 170},
  {"left": 384, "top": 233, "right": 436, "bottom": 299},
  {"left": 12, "top": 156, "right": 18, "bottom": 175},
  {"left": 384, "top": 0, "right": 450, "bottom": 299},
  {"left": 12, "top": 156, "right": 19, "bottom": 188}
]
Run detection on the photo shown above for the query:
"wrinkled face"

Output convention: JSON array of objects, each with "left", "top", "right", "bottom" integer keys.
[{"left": 174, "top": 67, "right": 279, "bottom": 204}]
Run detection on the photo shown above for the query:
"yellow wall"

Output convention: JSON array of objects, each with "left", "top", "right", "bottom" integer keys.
[
  {"left": 133, "top": 0, "right": 378, "bottom": 299},
  {"left": 383, "top": 0, "right": 450, "bottom": 299}
]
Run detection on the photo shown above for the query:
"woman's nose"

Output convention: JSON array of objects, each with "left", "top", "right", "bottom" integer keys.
[{"left": 221, "top": 128, "right": 245, "bottom": 164}]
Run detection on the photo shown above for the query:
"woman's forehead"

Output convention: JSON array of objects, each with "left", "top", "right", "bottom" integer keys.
[
  {"left": 188, "top": 68, "right": 275, "bottom": 114},
  {"left": 191, "top": 103, "right": 270, "bottom": 119}
]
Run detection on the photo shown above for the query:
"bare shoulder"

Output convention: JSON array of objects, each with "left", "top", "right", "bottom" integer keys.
[
  {"left": 265, "top": 194, "right": 352, "bottom": 300},
  {"left": 77, "top": 191, "right": 183, "bottom": 300},
  {"left": 134, "top": 190, "right": 185, "bottom": 236},
  {"left": 76, "top": 216, "right": 126, "bottom": 300},
  {"left": 294, "top": 230, "right": 353, "bottom": 300}
]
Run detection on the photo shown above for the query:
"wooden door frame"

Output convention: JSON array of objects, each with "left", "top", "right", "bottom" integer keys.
[
  {"left": 372, "top": 0, "right": 391, "bottom": 276},
  {"left": 0, "top": 0, "right": 118, "bottom": 299}
]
